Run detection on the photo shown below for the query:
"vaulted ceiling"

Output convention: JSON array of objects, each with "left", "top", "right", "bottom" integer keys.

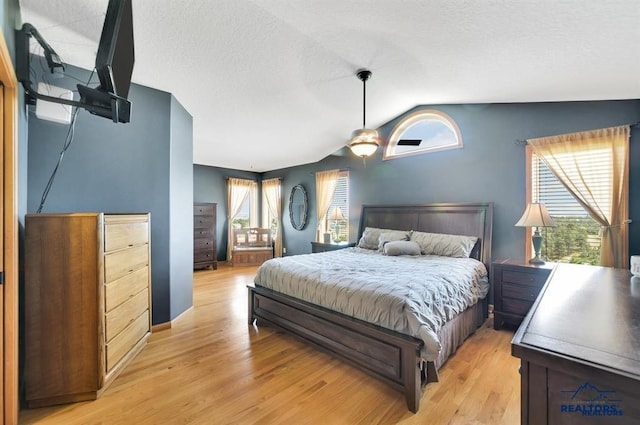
[{"left": 18, "top": 0, "right": 640, "bottom": 172}]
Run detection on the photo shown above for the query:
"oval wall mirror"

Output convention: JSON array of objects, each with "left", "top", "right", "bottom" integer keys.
[{"left": 289, "top": 184, "right": 308, "bottom": 231}]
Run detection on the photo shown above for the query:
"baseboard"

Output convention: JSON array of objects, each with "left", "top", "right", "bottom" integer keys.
[
  {"left": 151, "top": 322, "right": 171, "bottom": 332},
  {"left": 151, "top": 305, "right": 194, "bottom": 332}
]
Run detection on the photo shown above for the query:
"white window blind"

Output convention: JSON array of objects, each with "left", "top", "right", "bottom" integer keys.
[
  {"left": 531, "top": 151, "right": 604, "bottom": 264},
  {"left": 326, "top": 171, "right": 349, "bottom": 241}
]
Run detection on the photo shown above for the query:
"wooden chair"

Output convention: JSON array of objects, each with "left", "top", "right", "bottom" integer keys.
[{"left": 232, "top": 228, "right": 273, "bottom": 266}]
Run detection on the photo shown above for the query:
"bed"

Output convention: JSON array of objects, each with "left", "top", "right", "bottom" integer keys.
[{"left": 248, "top": 203, "right": 493, "bottom": 412}]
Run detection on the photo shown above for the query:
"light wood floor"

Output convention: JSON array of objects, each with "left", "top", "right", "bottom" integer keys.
[{"left": 20, "top": 264, "right": 521, "bottom": 425}]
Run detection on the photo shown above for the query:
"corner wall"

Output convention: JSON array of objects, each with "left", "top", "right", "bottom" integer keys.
[
  {"left": 169, "top": 95, "right": 194, "bottom": 318},
  {"left": 193, "top": 164, "right": 261, "bottom": 262},
  {"left": 26, "top": 63, "right": 193, "bottom": 324}
]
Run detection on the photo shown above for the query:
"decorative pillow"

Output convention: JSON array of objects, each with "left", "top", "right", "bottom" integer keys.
[
  {"left": 377, "top": 230, "right": 411, "bottom": 251},
  {"left": 357, "top": 227, "right": 410, "bottom": 250},
  {"left": 383, "top": 240, "right": 422, "bottom": 256},
  {"left": 410, "top": 231, "right": 478, "bottom": 258}
]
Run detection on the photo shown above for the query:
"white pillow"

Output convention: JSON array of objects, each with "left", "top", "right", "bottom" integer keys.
[
  {"left": 377, "top": 231, "right": 411, "bottom": 251},
  {"left": 383, "top": 240, "right": 422, "bottom": 256},
  {"left": 357, "top": 227, "right": 410, "bottom": 250},
  {"left": 410, "top": 231, "right": 478, "bottom": 258}
]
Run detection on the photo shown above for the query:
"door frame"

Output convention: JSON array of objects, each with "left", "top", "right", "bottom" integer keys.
[{"left": 0, "top": 30, "right": 20, "bottom": 425}]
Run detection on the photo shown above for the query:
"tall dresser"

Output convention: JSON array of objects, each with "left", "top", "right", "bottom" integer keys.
[
  {"left": 25, "top": 213, "right": 152, "bottom": 408},
  {"left": 194, "top": 202, "right": 217, "bottom": 269}
]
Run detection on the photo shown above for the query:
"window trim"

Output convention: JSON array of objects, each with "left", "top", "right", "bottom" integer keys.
[
  {"left": 383, "top": 109, "right": 463, "bottom": 160},
  {"left": 524, "top": 143, "right": 617, "bottom": 264},
  {"left": 524, "top": 146, "right": 534, "bottom": 261}
]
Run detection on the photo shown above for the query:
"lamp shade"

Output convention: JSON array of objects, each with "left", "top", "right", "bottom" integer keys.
[
  {"left": 515, "top": 203, "right": 557, "bottom": 228},
  {"left": 328, "top": 206, "right": 345, "bottom": 221},
  {"left": 348, "top": 129, "right": 379, "bottom": 157}
]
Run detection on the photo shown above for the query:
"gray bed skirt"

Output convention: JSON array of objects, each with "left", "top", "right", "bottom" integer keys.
[{"left": 432, "top": 298, "right": 488, "bottom": 374}]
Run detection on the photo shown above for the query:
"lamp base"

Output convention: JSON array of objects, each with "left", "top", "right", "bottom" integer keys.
[
  {"left": 529, "top": 255, "right": 545, "bottom": 265},
  {"left": 530, "top": 230, "right": 545, "bottom": 264}
]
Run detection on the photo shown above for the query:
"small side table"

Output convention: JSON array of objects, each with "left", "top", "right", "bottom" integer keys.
[
  {"left": 492, "top": 259, "right": 555, "bottom": 330},
  {"left": 310, "top": 242, "right": 356, "bottom": 253}
]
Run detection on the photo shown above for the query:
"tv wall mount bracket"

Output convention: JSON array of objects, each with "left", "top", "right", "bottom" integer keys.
[{"left": 15, "top": 23, "right": 130, "bottom": 123}]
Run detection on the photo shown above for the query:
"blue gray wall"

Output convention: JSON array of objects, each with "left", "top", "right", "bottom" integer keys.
[
  {"left": 25, "top": 62, "right": 193, "bottom": 325},
  {"left": 262, "top": 100, "right": 640, "bottom": 261},
  {"left": 169, "top": 96, "right": 194, "bottom": 318}
]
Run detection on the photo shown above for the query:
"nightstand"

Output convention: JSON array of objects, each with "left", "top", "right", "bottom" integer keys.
[
  {"left": 492, "top": 259, "right": 555, "bottom": 330},
  {"left": 310, "top": 242, "right": 356, "bottom": 253}
]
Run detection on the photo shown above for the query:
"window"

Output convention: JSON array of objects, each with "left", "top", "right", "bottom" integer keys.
[
  {"left": 528, "top": 143, "right": 627, "bottom": 265},
  {"left": 529, "top": 149, "right": 602, "bottom": 264},
  {"left": 233, "top": 196, "right": 251, "bottom": 229},
  {"left": 384, "top": 109, "right": 462, "bottom": 160},
  {"left": 229, "top": 179, "right": 257, "bottom": 229},
  {"left": 227, "top": 177, "right": 258, "bottom": 261},
  {"left": 526, "top": 126, "right": 629, "bottom": 268},
  {"left": 325, "top": 171, "right": 349, "bottom": 242}
]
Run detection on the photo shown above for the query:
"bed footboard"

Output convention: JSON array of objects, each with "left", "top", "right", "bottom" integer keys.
[{"left": 248, "top": 284, "right": 425, "bottom": 412}]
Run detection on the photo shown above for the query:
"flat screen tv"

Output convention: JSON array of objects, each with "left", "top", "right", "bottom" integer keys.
[{"left": 77, "top": 0, "right": 135, "bottom": 123}]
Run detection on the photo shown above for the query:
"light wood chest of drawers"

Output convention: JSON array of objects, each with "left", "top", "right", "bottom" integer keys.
[{"left": 25, "top": 213, "right": 152, "bottom": 408}]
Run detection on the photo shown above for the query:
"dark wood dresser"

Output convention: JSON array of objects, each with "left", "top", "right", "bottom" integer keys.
[
  {"left": 492, "top": 259, "right": 554, "bottom": 330},
  {"left": 194, "top": 202, "right": 217, "bottom": 270},
  {"left": 512, "top": 264, "right": 640, "bottom": 424}
]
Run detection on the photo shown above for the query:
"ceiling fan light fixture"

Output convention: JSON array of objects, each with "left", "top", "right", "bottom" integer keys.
[
  {"left": 347, "top": 69, "right": 380, "bottom": 159},
  {"left": 348, "top": 129, "right": 379, "bottom": 157}
]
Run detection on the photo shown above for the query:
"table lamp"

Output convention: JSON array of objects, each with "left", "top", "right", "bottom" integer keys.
[
  {"left": 328, "top": 206, "right": 345, "bottom": 243},
  {"left": 515, "top": 203, "right": 557, "bottom": 264}
]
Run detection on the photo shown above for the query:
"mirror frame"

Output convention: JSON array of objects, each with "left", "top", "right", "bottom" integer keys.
[{"left": 289, "top": 184, "right": 308, "bottom": 231}]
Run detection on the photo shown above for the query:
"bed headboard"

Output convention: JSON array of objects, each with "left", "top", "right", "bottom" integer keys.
[{"left": 358, "top": 203, "right": 493, "bottom": 269}]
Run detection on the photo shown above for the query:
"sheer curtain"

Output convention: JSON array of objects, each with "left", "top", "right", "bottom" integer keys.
[
  {"left": 226, "top": 178, "right": 254, "bottom": 261},
  {"left": 315, "top": 169, "right": 340, "bottom": 242},
  {"left": 528, "top": 125, "right": 630, "bottom": 268},
  {"left": 262, "top": 178, "right": 282, "bottom": 257}
]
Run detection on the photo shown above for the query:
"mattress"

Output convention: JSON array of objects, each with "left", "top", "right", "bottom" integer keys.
[{"left": 254, "top": 247, "right": 489, "bottom": 360}]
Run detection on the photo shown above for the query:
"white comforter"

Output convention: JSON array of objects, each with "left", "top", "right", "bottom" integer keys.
[{"left": 253, "top": 247, "right": 489, "bottom": 360}]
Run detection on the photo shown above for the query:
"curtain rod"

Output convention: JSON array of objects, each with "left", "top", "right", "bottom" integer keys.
[
  {"left": 226, "top": 177, "right": 283, "bottom": 183},
  {"left": 308, "top": 168, "right": 350, "bottom": 175},
  {"left": 516, "top": 122, "right": 639, "bottom": 145},
  {"left": 225, "top": 177, "right": 257, "bottom": 181}
]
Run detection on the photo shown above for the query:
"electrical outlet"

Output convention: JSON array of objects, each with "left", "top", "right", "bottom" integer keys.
[{"left": 283, "top": 247, "right": 287, "bottom": 254}]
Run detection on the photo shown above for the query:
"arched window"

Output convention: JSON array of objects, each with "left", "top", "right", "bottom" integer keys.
[{"left": 383, "top": 109, "right": 463, "bottom": 160}]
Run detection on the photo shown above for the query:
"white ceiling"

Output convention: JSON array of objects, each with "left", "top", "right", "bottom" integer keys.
[{"left": 18, "top": 0, "right": 640, "bottom": 172}]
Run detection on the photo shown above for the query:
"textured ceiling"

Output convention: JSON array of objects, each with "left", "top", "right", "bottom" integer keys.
[{"left": 18, "top": 0, "right": 640, "bottom": 172}]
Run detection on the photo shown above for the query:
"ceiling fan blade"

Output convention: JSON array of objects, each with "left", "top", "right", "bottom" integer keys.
[{"left": 397, "top": 139, "right": 422, "bottom": 146}]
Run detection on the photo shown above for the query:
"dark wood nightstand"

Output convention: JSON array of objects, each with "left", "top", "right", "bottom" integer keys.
[
  {"left": 310, "top": 242, "right": 356, "bottom": 253},
  {"left": 492, "top": 259, "right": 555, "bottom": 330}
]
